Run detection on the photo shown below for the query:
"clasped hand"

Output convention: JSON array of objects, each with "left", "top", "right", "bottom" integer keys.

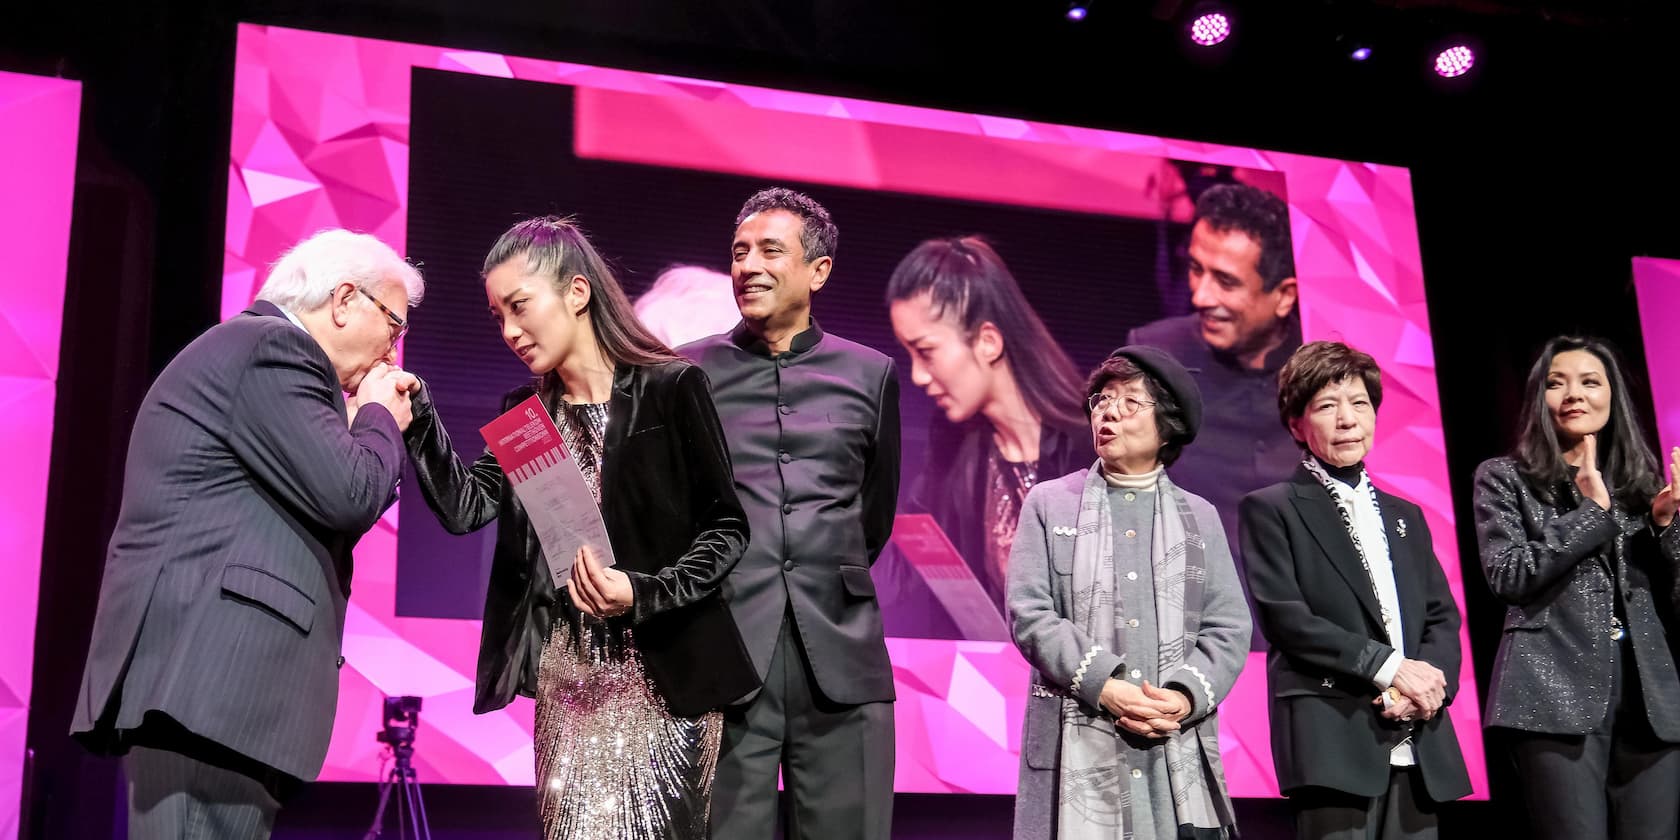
[
  {"left": 1378, "top": 658, "right": 1446, "bottom": 722},
  {"left": 1100, "top": 679, "right": 1190, "bottom": 738},
  {"left": 349, "top": 363, "right": 420, "bottom": 430},
  {"left": 567, "top": 544, "right": 634, "bottom": 619}
]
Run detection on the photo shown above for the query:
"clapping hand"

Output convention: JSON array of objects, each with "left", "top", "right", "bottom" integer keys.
[
  {"left": 1651, "top": 447, "right": 1680, "bottom": 528},
  {"left": 568, "top": 544, "right": 634, "bottom": 619},
  {"left": 1575, "top": 433, "right": 1611, "bottom": 512}
]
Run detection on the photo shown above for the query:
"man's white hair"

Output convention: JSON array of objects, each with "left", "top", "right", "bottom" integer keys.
[
  {"left": 256, "top": 229, "right": 424, "bottom": 312},
  {"left": 633, "top": 264, "right": 739, "bottom": 347}
]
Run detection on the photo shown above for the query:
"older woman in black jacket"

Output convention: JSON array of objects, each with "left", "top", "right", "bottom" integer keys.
[
  {"left": 404, "top": 217, "right": 758, "bottom": 840},
  {"left": 1472, "top": 335, "right": 1680, "bottom": 840},
  {"left": 1241, "top": 341, "right": 1470, "bottom": 840}
]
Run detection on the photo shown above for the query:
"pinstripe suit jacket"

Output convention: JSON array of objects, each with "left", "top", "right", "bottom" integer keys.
[{"left": 72, "top": 301, "right": 405, "bottom": 782}]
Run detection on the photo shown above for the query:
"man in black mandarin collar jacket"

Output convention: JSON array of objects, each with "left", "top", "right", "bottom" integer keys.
[{"left": 684, "top": 188, "right": 901, "bottom": 840}]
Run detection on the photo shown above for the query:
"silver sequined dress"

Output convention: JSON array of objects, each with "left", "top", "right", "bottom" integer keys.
[{"left": 534, "top": 399, "right": 724, "bottom": 840}]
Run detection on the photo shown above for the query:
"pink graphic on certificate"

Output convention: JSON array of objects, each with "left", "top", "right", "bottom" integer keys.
[{"left": 479, "top": 394, "right": 616, "bottom": 583}]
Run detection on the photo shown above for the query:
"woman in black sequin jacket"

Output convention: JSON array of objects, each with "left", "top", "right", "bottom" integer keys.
[{"left": 1472, "top": 335, "right": 1680, "bottom": 840}]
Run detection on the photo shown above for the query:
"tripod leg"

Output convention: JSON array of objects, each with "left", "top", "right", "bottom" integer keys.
[
  {"left": 361, "top": 770, "right": 399, "bottom": 840},
  {"left": 396, "top": 769, "right": 409, "bottom": 840},
  {"left": 407, "top": 771, "right": 434, "bottom": 840}
]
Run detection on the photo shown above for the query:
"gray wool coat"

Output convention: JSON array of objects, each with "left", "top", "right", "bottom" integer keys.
[{"left": 1007, "top": 467, "right": 1252, "bottom": 840}]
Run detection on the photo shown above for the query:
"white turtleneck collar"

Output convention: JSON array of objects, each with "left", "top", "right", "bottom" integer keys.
[{"left": 1100, "top": 464, "right": 1162, "bottom": 490}]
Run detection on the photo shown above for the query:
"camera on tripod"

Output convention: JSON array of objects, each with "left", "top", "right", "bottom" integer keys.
[
  {"left": 364, "top": 695, "right": 431, "bottom": 840},
  {"left": 376, "top": 695, "right": 422, "bottom": 750}
]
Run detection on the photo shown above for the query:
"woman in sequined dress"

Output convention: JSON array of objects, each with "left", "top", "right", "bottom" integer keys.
[
  {"left": 403, "top": 217, "right": 759, "bottom": 839},
  {"left": 1472, "top": 335, "right": 1680, "bottom": 840},
  {"left": 883, "top": 236, "right": 1089, "bottom": 618}
]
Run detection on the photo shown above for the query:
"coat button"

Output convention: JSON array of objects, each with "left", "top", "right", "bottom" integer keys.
[
  {"left": 1130, "top": 669, "right": 1142, "bottom": 679},
  {"left": 782, "top": 503, "right": 793, "bottom": 514},
  {"left": 779, "top": 451, "right": 792, "bottom": 464},
  {"left": 1130, "top": 768, "right": 1143, "bottom": 779},
  {"left": 783, "top": 561, "right": 795, "bottom": 571},
  {"left": 1124, "top": 492, "right": 1136, "bottom": 501},
  {"left": 336, "top": 656, "right": 346, "bottom": 669},
  {"left": 778, "top": 403, "right": 792, "bottom": 415},
  {"left": 1128, "top": 619, "right": 1140, "bottom": 628},
  {"left": 1126, "top": 571, "right": 1138, "bottom": 581},
  {"left": 1124, "top": 529, "right": 1137, "bottom": 538}
]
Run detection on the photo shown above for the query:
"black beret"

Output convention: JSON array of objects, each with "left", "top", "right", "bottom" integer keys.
[{"left": 1105, "top": 345, "right": 1203, "bottom": 443}]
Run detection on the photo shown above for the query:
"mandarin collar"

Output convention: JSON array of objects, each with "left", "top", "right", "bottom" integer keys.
[{"left": 729, "top": 318, "right": 825, "bottom": 358}]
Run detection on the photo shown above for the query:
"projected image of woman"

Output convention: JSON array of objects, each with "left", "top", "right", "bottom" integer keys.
[
  {"left": 886, "top": 236, "right": 1089, "bottom": 610},
  {"left": 1473, "top": 335, "right": 1680, "bottom": 840},
  {"left": 403, "top": 216, "right": 758, "bottom": 839}
]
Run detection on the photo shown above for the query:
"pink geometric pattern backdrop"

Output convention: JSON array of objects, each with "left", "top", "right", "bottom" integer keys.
[
  {"left": 225, "top": 24, "right": 1485, "bottom": 797},
  {"left": 0, "top": 69, "right": 81, "bottom": 839},
  {"left": 1635, "top": 258, "right": 1680, "bottom": 461}
]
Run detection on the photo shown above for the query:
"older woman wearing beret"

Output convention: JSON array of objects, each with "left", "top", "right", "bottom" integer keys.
[{"left": 1008, "top": 345, "right": 1252, "bottom": 840}]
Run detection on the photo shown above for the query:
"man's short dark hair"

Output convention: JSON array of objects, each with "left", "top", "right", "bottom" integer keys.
[
  {"left": 1276, "top": 341, "right": 1384, "bottom": 444},
  {"left": 1193, "top": 183, "right": 1295, "bottom": 291},
  {"left": 735, "top": 187, "right": 838, "bottom": 263}
]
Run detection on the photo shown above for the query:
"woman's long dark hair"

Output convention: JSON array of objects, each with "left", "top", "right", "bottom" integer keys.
[
  {"left": 483, "top": 216, "right": 680, "bottom": 383},
  {"left": 885, "top": 236, "right": 1087, "bottom": 437},
  {"left": 1513, "top": 335, "right": 1661, "bottom": 510}
]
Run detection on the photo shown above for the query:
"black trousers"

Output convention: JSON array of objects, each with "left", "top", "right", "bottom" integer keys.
[
  {"left": 709, "top": 614, "right": 895, "bottom": 840},
  {"left": 1292, "top": 767, "right": 1438, "bottom": 840},
  {"left": 121, "top": 713, "right": 294, "bottom": 840},
  {"left": 1503, "top": 641, "right": 1680, "bottom": 840}
]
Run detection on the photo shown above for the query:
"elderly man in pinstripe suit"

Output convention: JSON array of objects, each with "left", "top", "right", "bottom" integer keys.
[{"left": 72, "top": 229, "right": 424, "bottom": 839}]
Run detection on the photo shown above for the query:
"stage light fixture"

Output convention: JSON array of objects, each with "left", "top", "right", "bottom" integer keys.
[
  {"left": 1066, "top": 3, "right": 1090, "bottom": 22},
  {"left": 1350, "top": 46, "right": 1373, "bottom": 61},
  {"left": 1189, "top": 11, "right": 1231, "bottom": 46},
  {"left": 1434, "top": 44, "right": 1475, "bottom": 78}
]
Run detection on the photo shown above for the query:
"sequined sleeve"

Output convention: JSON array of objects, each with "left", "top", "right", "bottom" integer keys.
[
  {"left": 1472, "top": 458, "right": 1617, "bottom": 606},
  {"left": 1662, "top": 518, "right": 1680, "bottom": 615}
]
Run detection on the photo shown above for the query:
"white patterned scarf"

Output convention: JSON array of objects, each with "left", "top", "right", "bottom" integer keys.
[{"left": 1057, "top": 462, "right": 1226, "bottom": 838}]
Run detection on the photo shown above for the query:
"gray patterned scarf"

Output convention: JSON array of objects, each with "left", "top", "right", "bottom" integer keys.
[{"left": 1057, "top": 461, "right": 1226, "bottom": 838}]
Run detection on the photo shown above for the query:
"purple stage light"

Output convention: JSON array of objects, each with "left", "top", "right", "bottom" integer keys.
[
  {"left": 1351, "top": 46, "right": 1372, "bottom": 61},
  {"left": 1066, "top": 4, "right": 1088, "bottom": 21},
  {"left": 1434, "top": 45, "right": 1475, "bottom": 78},
  {"left": 1189, "top": 12, "right": 1231, "bottom": 46}
]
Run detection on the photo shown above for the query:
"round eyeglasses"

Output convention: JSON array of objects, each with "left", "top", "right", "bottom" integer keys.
[{"left": 1087, "top": 393, "right": 1156, "bottom": 417}]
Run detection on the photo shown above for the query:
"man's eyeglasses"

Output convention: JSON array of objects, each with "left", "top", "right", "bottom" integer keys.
[
  {"left": 1087, "top": 393, "right": 1156, "bottom": 418},
  {"left": 359, "top": 288, "right": 408, "bottom": 345}
]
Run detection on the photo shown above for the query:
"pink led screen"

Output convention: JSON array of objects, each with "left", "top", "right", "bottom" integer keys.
[
  {"left": 223, "top": 23, "right": 1485, "bottom": 797},
  {"left": 1635, "top": 258, "right": 1680, "bottom": 459},
  {"left": 0, "top": 69, "right": 81, "bottom": 838}
]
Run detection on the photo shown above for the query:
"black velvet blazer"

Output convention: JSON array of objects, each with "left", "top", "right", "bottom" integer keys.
[{"left": 405, "top": 359, "right": 760, "bottom": 718}]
